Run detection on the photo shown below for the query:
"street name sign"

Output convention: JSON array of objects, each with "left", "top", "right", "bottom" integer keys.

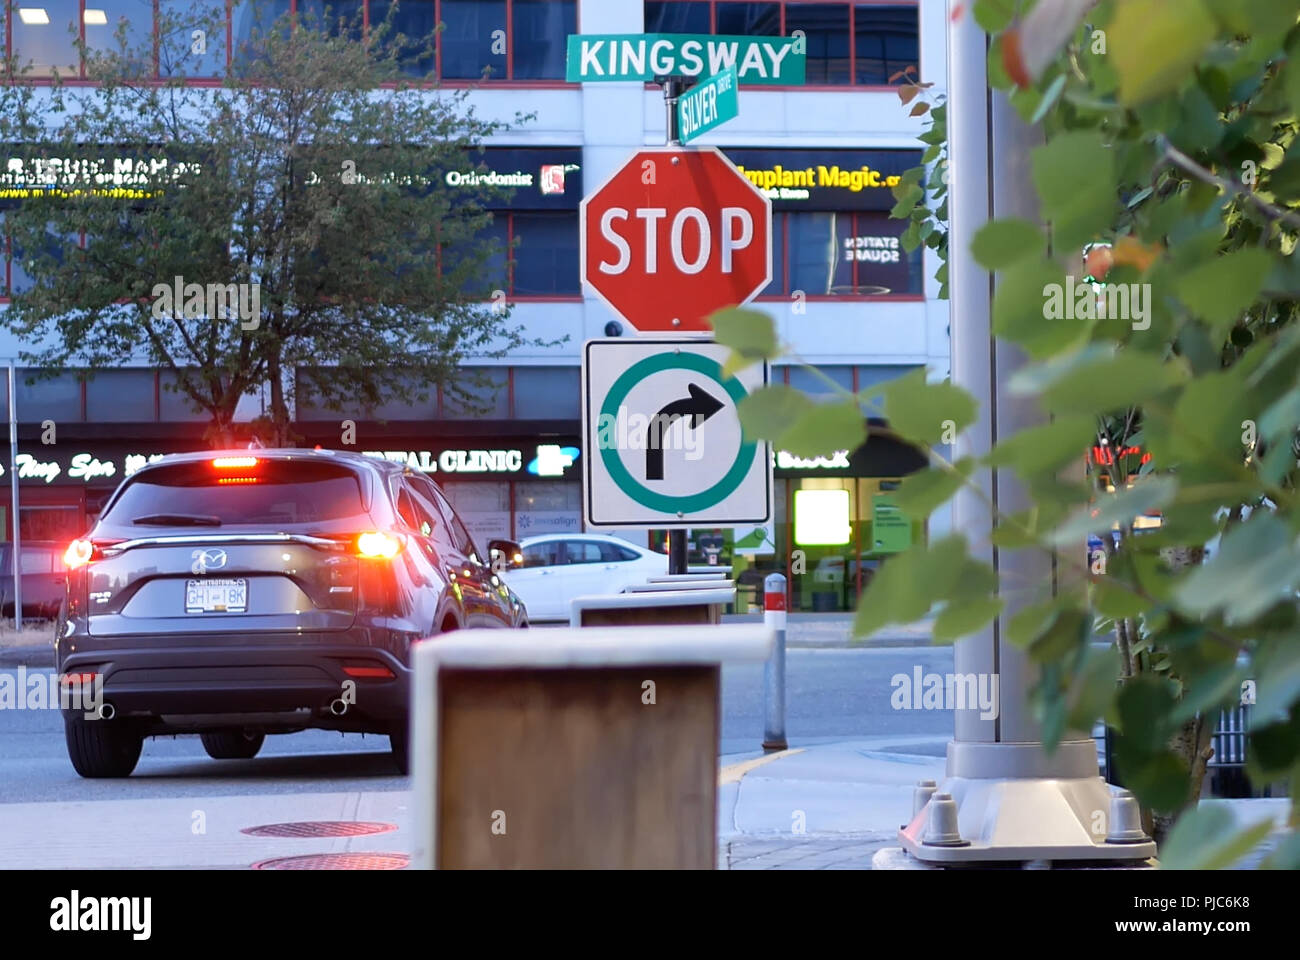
[
  {"left": 566, "top": 34, "right": 805, "bottom": 85},
  {"left": 580, "top": 146, "right": 771, "bottom": 332},
  {"left": 677, "top": 67, "right": 739, "bottom": 143},
  {"left": 582, "top": 338, "right": 771, "bottom": 528}
]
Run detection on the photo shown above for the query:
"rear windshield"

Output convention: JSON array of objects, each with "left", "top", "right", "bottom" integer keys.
[{"left": 102, "top": 459, "right": 367, "bottom": 526}]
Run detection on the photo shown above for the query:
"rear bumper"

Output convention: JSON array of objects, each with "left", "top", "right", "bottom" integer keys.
[{"left": 58, "top": 640, "right": 410, "bottom": 732}]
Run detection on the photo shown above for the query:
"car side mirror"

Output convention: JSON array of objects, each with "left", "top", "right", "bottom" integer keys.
[{"left": 487, "top": 539, "right": 524, "bottom": 569}]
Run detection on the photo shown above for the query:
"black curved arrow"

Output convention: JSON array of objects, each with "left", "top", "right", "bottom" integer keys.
[{"left": 645, "top": 382, "right": 725, "bottom": 481}]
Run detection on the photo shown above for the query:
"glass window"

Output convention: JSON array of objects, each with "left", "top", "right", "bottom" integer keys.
[
  {"left": 19, "top": 506, "right": 81, "bottom": 543},
  {"left": 440, "top": 479, "right": 510, "bottom": 545},
  {"left": 787, "top": 365, "right": 854, "bottom": 402},
  {"left": 85, "top": 0, "right": 155, "bottom": 68},
  {"left": 600, "top": 542, "right": 640, "bottom": 563},
  {"left": 511, "top": 366, "right": 578, "bottom": 419},
  {"left": 86, "top": 369, "right": 156, "bottom": 422},
  {"left": 848, "top": 210, "right": 920, "bottom": 295},
  {"left": 369, "top": 0, "right": 437, "bottom": 76},
  {"left": 716, "top": 2, "right": 780, "bottom": 35},
  {"left": 16, "top": 370, "right": 81, "bottom": 422},
  {"left": 13, "top": 0, "right": 80, "bottom": 75},
  {"left": 562, "top": 539, "right": 603, "bottom": 564},
  {"left": 644, "top": 1, "right": 710, "bottom": 33},
  {"left": 158, "top": 371, "right": 209, "bottom": 422},
  {"left": 159, "top": 0, "right": 230, "bottom": 78},
  {"left": 855, "top": 4, "right": 919, "bottom": 85},
  {"left": 452, "top": 215, "right": 508, "bottom": 298},
  {"left": 19, "top": 545, "right": 56, "bottom": 573},
  {"left": 441, "top": 366, "right": 509, "bottom": 419},
  {"left": 512, "top": 0, "right": 575, "bottom": 79},
  {"left": 369, "top": 373, "right": 439, "bottom": 420},
  {"left": 785, "top": 3, "right": 851, "bottom": 84},
  {"left": 428, "top": 484, "right": 479, "bottom": 558},
  {"left": 440, "top": 0, "right": 507, "bottom": 79},
  {"left": 298, "top": 0, "right": 365, "bottom": 39},
  {"left": 10, "top": 224, "right": 74, "bottom": 296},
  {"left": 522, "top": 540, "right": 562, "bottom": 567},
  {"left": 760, "top": 213, "right": 786, "bottom": 296},
  {"left": 514, "top": 479, "right": 580, "bottom": 536},
  {"left": 230, "top": 0, "right": 292, "bottom": 75},
  {"left": 512, "top": 213, "right": 579, "bottom": 296},
  {"left": 788, "top": 212, "right": 852, "bottom": 296}
]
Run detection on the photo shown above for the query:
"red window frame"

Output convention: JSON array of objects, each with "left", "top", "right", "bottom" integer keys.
[
  {"left": 3, "top": 0, "right": 579, "bottom": 86},
  {"left": 642, "top": 0, "right": 921, "bottom": 89}
]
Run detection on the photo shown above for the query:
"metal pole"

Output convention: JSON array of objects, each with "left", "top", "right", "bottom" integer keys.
[
  {"left": 668, "top": 529, "right": 688, "bottom": 575},
  {"left": 762, "top": 572, "right": 787, "bottom": 750},
  {"left": 8, "top": 362, "right": 20, "bottom": 632},
  {"left": 662, "top": 77, "right": 685, "bottom": 146}
]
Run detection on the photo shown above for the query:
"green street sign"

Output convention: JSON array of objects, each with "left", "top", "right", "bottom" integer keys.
[
  {"left": 677, "top": 67, "right": 739, "bottom": 143},
  {"left": 872, "top": 495, "right": 912, "bottom": 554},
  {"left": 566, "top": 33, "right": 805, "bottom": 85}
]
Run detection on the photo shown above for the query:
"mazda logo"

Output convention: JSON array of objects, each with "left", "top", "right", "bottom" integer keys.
[{"left": 191, "top": 548, "right": 227, "bottom": 575}]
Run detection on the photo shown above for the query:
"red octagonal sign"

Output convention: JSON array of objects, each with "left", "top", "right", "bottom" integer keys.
[{"left": 581, "top": 147, "right": 772, "bottom": 333}]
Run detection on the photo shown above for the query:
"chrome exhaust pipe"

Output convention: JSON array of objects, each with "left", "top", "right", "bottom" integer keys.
[
  {"left": 329, "top": 698, "right": 349, "bottom": 717},
  {"left": 98, "top": 702, "right": 116, "bottom": 721}
]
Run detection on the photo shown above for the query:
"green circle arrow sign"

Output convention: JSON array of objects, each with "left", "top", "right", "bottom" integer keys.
[{"left": 598, "top": 352, "right": 756, "bottom": 514}]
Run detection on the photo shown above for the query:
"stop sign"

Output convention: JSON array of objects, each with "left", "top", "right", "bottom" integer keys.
[{"left": 580, "top": 147, "right": 771, "bottom": 333}]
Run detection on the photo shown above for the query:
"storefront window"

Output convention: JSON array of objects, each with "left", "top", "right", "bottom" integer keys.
[
  {"left": 442, "top": 480, "right": 511, "bottom": 544},
  {"left": 785, "top": 3, "right": 850, "bottom": 84},
  {"left": 159, "top": 371, "right": 210, "bottom": 422},
  {"left": 16, "top": 371, "right": 81, "bottom": 422},
  {"left": 19, "top": 506, "right": 82, "bottom": 542},
  {"left": 230, "top": 0, "right": 292, "bottom": 76},
  {"left": 85, "top": 0, "right": 155, "bottom": 69},
  {"left": 788, "top": 212, "right": 852, "bottom": 296},
  {"left": 442, "top": 367, "right": 509, "bottom": 419},
  {"left": 514, "top": 480, "right": 580, "bottom": 536},
  {"left": 86, "top": 370, "right": 156, "bottom": 422}
]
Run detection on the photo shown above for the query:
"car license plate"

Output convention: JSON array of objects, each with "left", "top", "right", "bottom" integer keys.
[{"left": 185, "top": 578, "right": 248, "bottom": 614}]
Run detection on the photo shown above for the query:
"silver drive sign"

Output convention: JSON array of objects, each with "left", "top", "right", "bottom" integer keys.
[{"left": 582, "top": 338, "right": 771, "bottom": 527}]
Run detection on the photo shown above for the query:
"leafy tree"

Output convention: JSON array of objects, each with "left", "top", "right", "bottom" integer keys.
[
  {"left": 714, "top": 0, "right": 1300, "bottom": 865},
  {"left": 0, "top": 1, "right": 544, "bottom": 446}
]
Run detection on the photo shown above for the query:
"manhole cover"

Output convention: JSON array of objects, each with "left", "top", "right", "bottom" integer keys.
[
  {"left": 251, "top": 853, "right": 409, "bottom": 870},
  {"left": 242, "top": 821, "right": 397, "bottom": 839}
]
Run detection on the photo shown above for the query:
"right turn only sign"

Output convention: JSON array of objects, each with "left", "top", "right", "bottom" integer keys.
[{"left": 582, "top": 338, "right": 772, "bottom": 528}]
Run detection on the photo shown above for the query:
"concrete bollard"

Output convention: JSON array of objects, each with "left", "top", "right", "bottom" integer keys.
[{"left": 762, "top": 573, "right": 788, "bottom": 751}]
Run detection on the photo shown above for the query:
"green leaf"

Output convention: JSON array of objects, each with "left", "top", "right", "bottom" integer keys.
[
  {"left": 1047, "top": 476, "right": 1179, "bottom": 546},
  {"left": 1026, "top": 349, "right": 1188, "bottom": 416},
  {"left": 1093, "top": 579, "right": 1153, "bottom": 620},
  {"left": 1174, "top": 513, "right": 1300, "bottom": 626},
  {"left": 708, "top": 307, "right": 778, "bottom": 375},
  {"left": 1030, "top": 73, "right": 1068, "bottom": 126},
  {"left": 853, "top": 535, "right": 971, "bottom": 637},
  {"left": 1159, "top": 805, "right": 1275, "bottom": 869},
  {"left": 1174, "top": 248, "right": 1273, "bottom": 341},
  {"left": 985, "top": 415, "right": 1097, "bottom": 476},
  {"left": 774, "top": 400, "right": 866, "bottom": 459},
  {"left": 932, "top": 595, "right": 1004, "bottom": 643},
  {"left": 881, "top": 369, "right": 978, "bottom": 447},
  {"left": 1253, "top": 635, "right": 1300, "bottom": 720},
  {"left": 991, "top": 258, "right": 1085, "bottom": 359},
  {"left": 1030, "top": 131, "right": 1116, "bottom": 249},
  {"left": 1110, "top": 0, "right": 1218, "bottom": 106},
  {"left": 894, "top": 457, "right": 974, "bottom": 517},
  {"left": 972, "top": 0, "right": 1017, "bottom": 33},
  {"left": 736, "top": 385, "right": 814, "bottom": 444},
  {"left": 971, "top": 218, "right": 1045, "bottom": 270}
]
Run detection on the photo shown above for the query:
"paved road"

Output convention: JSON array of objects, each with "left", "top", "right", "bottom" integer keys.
[{"left": 0, "top": 646, "right": 954, "bottom": 804}]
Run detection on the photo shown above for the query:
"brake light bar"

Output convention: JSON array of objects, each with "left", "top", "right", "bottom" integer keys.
[
  {"left": 213, "top": 457, "right": 259, "bottom": 469},
  {"left": 216, "top": 476, "right": 261, "bottom": 485}
]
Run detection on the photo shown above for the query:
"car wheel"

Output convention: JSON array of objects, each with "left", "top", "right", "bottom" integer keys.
[
  {"left": 200, "top": 730, "right": 265, "bottom": 760},
  {"left": 65, "top": 716, "right": 143, "bottom": 778},
  {"left": 389, "top": 724, "right": 409, "bottom": 775}
]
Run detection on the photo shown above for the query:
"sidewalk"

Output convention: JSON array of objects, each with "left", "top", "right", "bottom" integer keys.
[{"left": 0, "top": 736, "right": 1288, "bottom": 869}]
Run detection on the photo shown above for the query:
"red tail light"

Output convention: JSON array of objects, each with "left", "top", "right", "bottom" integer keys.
[
  {"left": 213, "top": 456, "right": 259, "bottom": 469},
  {"left": 216, "top": 476, "right": 261, "bottom": 485},
  {"left": 356, "top": 531, "right": 403, "bottom": 559},
  {"left": 342, "top": 665, "right": 394, "bottom": 679},
  {"left": 64, "top": 538, "right": 124, "bottom": 569}
]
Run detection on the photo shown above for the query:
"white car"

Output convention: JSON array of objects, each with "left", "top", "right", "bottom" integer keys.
[{"left": 502, "top": 534, "right": 668, "bottom": 621}]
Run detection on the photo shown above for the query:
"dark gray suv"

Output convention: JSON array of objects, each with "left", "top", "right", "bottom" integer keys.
[{"left": 56, "top": 448, "right": 527, "bottom": 778}]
